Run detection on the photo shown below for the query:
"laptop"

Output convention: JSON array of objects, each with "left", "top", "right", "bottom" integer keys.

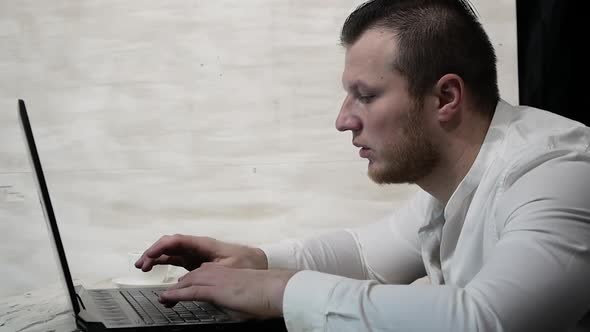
[{"left": 18, "top": 99, "right": 287, "bottom": 331}]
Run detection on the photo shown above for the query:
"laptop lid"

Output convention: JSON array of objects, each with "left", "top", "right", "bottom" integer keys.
[{"left": 18, "top": 99, "right": 81, "bottom": 315}]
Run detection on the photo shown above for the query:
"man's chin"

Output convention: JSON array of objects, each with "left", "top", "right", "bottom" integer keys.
[
  {"left": 367, "top": 163, "right": 412, "bottom": 185},
  {"left": 368, "top": 163, "right": 391, "bottom": 184}
]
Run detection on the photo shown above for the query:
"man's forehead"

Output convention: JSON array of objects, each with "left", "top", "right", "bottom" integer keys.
[
  {"left": 345, "top": 29, "right": 397, "bottom": 62},
  {"left": 342, "top": 29, "right": 398, "bottom": 82}
]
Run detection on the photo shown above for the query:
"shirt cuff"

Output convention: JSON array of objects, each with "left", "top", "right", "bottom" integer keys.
[
  {"left": 258, "top": 241, "right": 298, "bottom": 270},
  {"left": 282, "top": 270, "right": 345, "bottom": 331}
]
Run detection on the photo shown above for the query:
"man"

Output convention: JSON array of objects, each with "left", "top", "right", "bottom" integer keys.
[{"left": 135, "top": 0, "right": 590, "bottom": 330}]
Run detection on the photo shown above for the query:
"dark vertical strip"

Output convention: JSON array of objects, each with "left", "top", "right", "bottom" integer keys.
[{"left": 516, "top": 0, "right": 589, "bottom": 125}]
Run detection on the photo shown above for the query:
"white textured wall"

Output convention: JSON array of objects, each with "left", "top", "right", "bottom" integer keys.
[{"left": 0, "top": 0, "right": 517, "bottom": 297}]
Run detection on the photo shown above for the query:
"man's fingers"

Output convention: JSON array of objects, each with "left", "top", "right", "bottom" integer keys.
[
  {"left": 144, "top": 234, "right": 190, "bottom": 259},
  {"left": 144, "top": 235, "right": 218, "bottom": 261},
  {"left": 135, "top": 234, "right": 193, "bottom": 270},
  {"left": 153, "top": 255, "right": 185, "bottom": 268},
  {"left": 135, "top": 235, "right": 226, "bottom": 273},
  {"left": 160, "top": 286, "right": 214, "bottom": 304},
  {"left": 170, "top": 265, "right": 221, "bottom": 290},
  {"left": 137, "top": 254, "right": 165, "bottom": 272},
  {"left": 135, "top": 236, "right": 174, "bottom": 268},
  {"left": 139, "top": 255, "right": 189, "bottom": 272}
]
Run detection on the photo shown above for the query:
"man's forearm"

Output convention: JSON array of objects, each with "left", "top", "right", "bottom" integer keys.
[{"left": 259, "top": 230, "right": 368, "bottom": 279}]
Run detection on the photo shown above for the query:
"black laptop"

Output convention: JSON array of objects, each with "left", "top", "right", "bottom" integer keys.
[{"left": 18, "top": 99, "right": 286, "bottom": 331}]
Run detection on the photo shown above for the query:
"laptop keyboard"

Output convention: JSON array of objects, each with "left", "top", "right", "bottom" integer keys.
[{"left": 120, "top": 289, "right": 231, "bottom": 325}]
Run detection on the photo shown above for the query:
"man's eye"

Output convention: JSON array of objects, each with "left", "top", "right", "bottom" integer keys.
[{"left": 358, "top": 95, "right": 376, "bottom": 104}]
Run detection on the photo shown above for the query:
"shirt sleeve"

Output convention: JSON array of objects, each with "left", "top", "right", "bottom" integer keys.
[
  {"left": 281, "top": 153, "right": 590, "bottom": 331},
  {"left": 259, "top": 192, "right": 428, "bottom": 283},
  {"left": 259, "top": 230, "right": 369, "bottom": 280}
]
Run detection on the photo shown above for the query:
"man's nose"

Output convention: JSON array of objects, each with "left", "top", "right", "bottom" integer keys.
[{"left": 335, "top": 96, "right": 362, "bottom": 132}]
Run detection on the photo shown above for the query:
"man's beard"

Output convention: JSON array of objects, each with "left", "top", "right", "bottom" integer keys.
[{"left": 368, "top": 100, "right": 440, "bottom": 185}]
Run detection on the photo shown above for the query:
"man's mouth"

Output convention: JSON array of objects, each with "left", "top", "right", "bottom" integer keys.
[{"left": 359, "top": 147, "right": 371, "bottom": 158}]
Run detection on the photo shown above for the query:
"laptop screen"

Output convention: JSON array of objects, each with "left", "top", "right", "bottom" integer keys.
[{"left": 18, "top": 99, "right": 81, "bottom": 315}]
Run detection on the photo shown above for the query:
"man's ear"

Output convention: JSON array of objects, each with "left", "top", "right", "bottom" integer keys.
[{"left": 434, "top": 74, "right": 464, "bottom": 122}]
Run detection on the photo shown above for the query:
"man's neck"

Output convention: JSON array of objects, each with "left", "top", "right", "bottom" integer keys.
[{"left": 418, "top": 107, "right": 494, "bottom": 205}]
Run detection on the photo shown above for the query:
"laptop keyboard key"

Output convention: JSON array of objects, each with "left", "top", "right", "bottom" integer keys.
[{"left": 119, "top": 289, "right": 234, "bottom": 325}]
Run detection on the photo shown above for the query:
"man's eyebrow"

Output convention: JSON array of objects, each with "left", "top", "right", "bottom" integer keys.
[{"left": 344, "top": 79, "right": 374, "bottom": 92}]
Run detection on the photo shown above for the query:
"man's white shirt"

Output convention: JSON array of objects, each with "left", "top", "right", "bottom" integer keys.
[{"left": 260, "top": 100, "right": 590, "bottom": 331}]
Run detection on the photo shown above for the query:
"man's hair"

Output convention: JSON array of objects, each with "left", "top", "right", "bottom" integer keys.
[{"left": 341, "top": 0, "right": 500, "bottom": 112}]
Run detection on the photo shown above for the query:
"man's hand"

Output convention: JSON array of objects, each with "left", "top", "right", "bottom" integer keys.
[
  {"left": 135, "top": 234, "right": 268, "bottom": 272},
  {"left": 159, "top": 263, "right": 297, "bottom": 318}
]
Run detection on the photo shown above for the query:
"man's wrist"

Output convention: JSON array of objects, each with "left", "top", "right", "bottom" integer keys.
[{"left": 268, "top": 270, "right": 298, "bottom": 316}]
